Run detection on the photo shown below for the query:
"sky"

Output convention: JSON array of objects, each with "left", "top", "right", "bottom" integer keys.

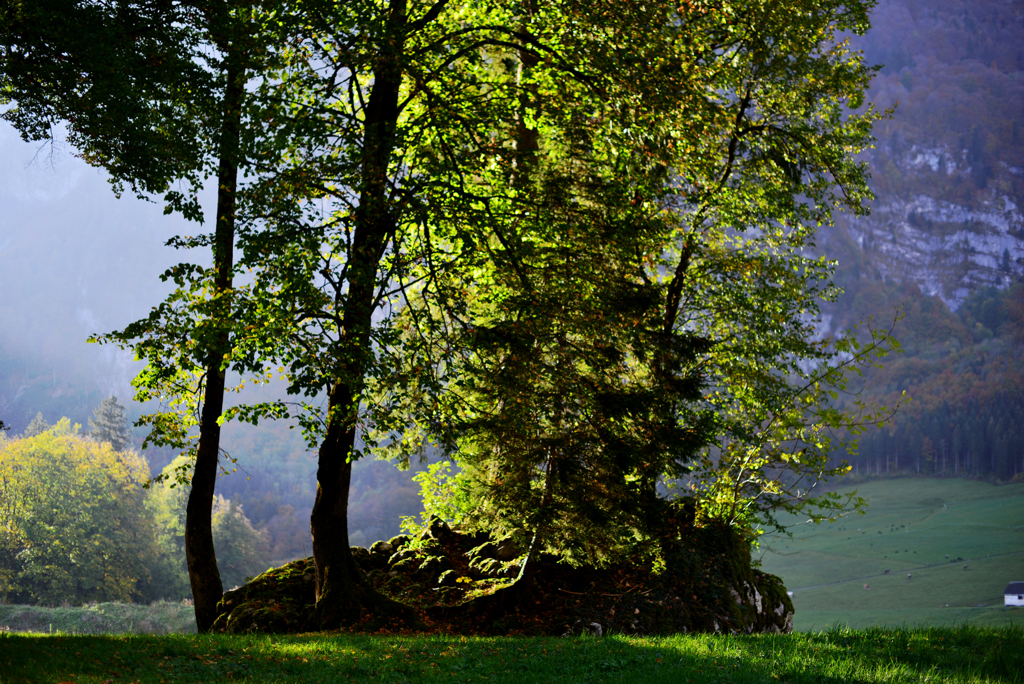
[{"left": 0, "top": 122, "right": 195, "bottom": 407}]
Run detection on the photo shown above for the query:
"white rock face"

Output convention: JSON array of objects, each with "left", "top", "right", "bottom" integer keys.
[{"left": 842, "top": 190, "right": 1024, "bottom": 310}]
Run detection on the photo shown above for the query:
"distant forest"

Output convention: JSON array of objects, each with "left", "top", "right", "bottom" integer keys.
[{"left": 833, "top": 281, "right": 1024, "bottom": 481}]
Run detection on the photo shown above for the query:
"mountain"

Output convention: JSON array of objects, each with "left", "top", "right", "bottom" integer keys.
[{"left": 830, "top": 0, "right": 1024, "bottom": 310}]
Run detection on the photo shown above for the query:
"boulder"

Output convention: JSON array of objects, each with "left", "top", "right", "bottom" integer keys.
[
  {"left": 369, "top": 540, "right": 393, "bottom": 559},
  {"left": 211, "top": 501, "right": 793, "bottom": 636},
  {"left": 417, "top": 515, "right": 453, "bottom": 544},
  {"left": 211, "top": 557, "right": 315, "bottom": 634},
  {"left": 388, "top": 534, "right": 412, "bottom": 551},
  {"left": 495, "top": 538, "right": 520, "bottom": 561}
]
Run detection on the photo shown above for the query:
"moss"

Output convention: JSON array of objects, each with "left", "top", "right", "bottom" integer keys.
[{"left": 211, "top": 511, "right": 793, "bottom": 636}]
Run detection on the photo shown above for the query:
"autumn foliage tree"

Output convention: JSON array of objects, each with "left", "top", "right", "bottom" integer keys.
[{"left": 0, "top": 420, "right": 158, "bottom": 605}]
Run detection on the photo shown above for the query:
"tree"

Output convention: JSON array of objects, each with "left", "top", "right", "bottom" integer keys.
[
  {"left": 219, "top": 0, "right": 678, "bottom": 626},
  {"left": 217, "top": 0, "right": 893, "bottom": 618},
  {"left": 0, "top": 419, "right": 159, "bottom": 605},
  {"left": 145, "top": 454, "right": 269, "bottom": 597},
  {"left": 386, "top": 0, "right": 892, "bottom": 568},
  {"left": 88, "top": 395, "right": 131, "bottom": 452},
  {"left": 22, "top": 412, "right": 49, "bottom": 438},
  {"left": 1, "top": 0, "right": 270, "bottom": 630}
]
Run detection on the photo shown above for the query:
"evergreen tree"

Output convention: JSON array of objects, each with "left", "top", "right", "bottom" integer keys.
[
  {"left": 88, "top": 396, "right": 131, "bottom": 453},
  {"left": 23, "top": 412, "right": 49, "bottom": 438}
]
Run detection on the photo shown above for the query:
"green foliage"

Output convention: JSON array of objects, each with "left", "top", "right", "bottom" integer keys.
[
  {"left": 378, "top": 0, "right": 892, "bottom": 562},
  {"left": 142, "top": 458, "right": 193, "bottom": 602},
  {"left": 88, "top": 395, "right": 131, "bottom": 453},
  {"left": 212, "top": 499, "right": 271, "bottom": 591},
  {"left": 0, "top": 0, "right": 231, "bottom": 212},
  {"left": 146, "top": 455, "right": 270, "bottom": 594},
  {"left": 0, "top": 419, "right": 158, "bottom": 605},
  {"left": 400, "top": 461, "right": 474, "bottom": 535}
]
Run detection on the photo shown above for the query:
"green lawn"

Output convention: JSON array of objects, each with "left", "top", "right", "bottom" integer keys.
[
  {"left": 1, "top": 625, "right": 1021, "bottom": 683},
  {"left": 757, "top": 477, "right": 1024, "bottom": 631}
]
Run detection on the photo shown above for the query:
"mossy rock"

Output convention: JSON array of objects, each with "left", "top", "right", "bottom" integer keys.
[
  {"left": 369, "top": 540, "right": 393, "bottom": 559},
  {"left": 211, "top": 557, "right": 315, "bottom": 634},
  {"left": 211, "top": 504, "right": 792, "bottom": 636},
  {"left": 426, "top": 516, "right": 453, "bottom": 543},
  {"left": 415, "top": 555, "right": 449, "bottom": 583},
  {"left": 437, "top": 569, "right": 460, "bottom": 587},
  {"left": 388, "top": 534, "right": 412, "bottom": 550}
]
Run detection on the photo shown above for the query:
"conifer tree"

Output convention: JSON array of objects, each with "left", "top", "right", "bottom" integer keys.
[
  {"left": 88, "top": 396, "right": 131, "bottom": 453},
  {"left": 23, "top": 413, "right": 49, "bottom": 438}
]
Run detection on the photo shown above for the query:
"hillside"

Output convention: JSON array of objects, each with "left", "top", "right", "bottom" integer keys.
[
  {"left": 758, "top": 478, "right": 1024, "bottom": 631},
  {"left": 830, "top": 0, "right": 1024, "bottom": 309}
]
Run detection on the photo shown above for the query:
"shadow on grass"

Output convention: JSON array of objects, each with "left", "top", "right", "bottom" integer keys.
[{"left": 0, "top": 623, "right": 1020, "bottom": 683}]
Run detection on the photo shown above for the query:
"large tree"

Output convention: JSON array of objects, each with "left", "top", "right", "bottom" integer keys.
[
  {"left": 218, "top": 0, "right": 714, "bottom": 626},
  {"left": 0, "top": 0, "right": 267, "bottom": 630},
  {"left": 387, "top": 0, "right": 892, "bottom": 571}
]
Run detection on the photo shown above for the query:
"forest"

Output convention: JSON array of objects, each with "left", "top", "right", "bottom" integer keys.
[
  {"left": 1, "top": 0, "right": 1021, "bottom": 636},
  {"left": 838, "top": 282, "right": 1024, "bottom": 479}
]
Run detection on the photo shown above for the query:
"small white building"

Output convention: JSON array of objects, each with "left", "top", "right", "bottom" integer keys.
[{"left": 1005, "top": 582, "right": 1024, "bottom": 606}]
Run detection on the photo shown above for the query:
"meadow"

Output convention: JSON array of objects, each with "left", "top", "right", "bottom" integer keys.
[
  {"left": 757, "top": 477, "right": 1024, "bottom": 631},
  {"left": 0, "top": 624, "right": 1020, "bottom": 683},
  {"left": 0, "top": 601, "right": 196, "bottom": 636},
  {"left": 0, "top": 477, "right": 1021, "bottom": 681}
]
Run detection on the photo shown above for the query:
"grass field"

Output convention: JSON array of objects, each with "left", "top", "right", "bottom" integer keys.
[
  {"left": 1, "top": 624, "right": 1020, "bottom": 683},
  {"left": 757, "top": 477, "right": 1024, "bottom": 631},
  {"left": 0, "top": 601, "right": 196, "bottom": 635}
]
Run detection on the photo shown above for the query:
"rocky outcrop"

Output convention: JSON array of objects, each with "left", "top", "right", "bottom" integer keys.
[
  {"left": 211, "top": 509, "right": 793, "bottom": 636},
  {"left": 838, "top": 191, "right": 1024, "bottom": 310}
]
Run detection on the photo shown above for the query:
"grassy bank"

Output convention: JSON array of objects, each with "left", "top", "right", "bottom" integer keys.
[
  {"left": 758, "top": 477, "right": 1024, "bottom": 631},
  {"left": 0, "top": 601, "right": 196, "bottom": 635},
  {"left": 0, "top": 624, "right": 1020, "bottom": 683}
]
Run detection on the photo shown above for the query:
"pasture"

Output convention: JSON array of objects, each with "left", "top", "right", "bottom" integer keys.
[
  {"left": 1, "top": 624, "right": 1021, "bottom": 683},
  {"left": 757, "top": 477, "right": 1024, "bottom": 631}
]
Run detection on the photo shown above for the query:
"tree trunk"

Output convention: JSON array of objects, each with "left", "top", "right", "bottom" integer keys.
[
  {"left": 185, "top": 56, "right": 244, "bottom": 633},
  {"left": 515, "top": 449, "right": 555, "bottom": 591},
  {"left": 308, "top": 0, "right": 416, "bottom": 630},
  {"left": 308, "top": 390, "right": 364, "bottom": 627}
]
